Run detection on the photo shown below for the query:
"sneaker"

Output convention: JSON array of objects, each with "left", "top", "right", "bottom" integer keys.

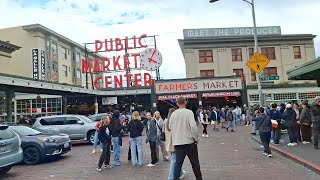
[
  {"left": 273, "top": 143, "right": 280, "bottom": 146},
  {"left": 147, "top": 163, "right": 156, "bottom": 167},
  {"left": 245, "top": 125, "right": 248, "bottom": 127},
  {"left": 263, "top": 152, "right": 268, "bottom": 156},
  {"left": 92, "top": 149, "right": 96, "bottom": 154},
  {"left": 287, "top": 143, "right": 294, "bottom": 146},
  {"left": 202, "top": 134, "right": 205, "bottom": 137},
  {"left": 179, "top": 170, "right": 186, "bottom": 179},
  {"left": 302, "top": 141, "right": 310, "bottom": 144},
  {"left": 164, "top": 156, "right": 170, "bottom": 161},
  {"left": 104, "top": 165, "right": 113, "bottom": 168},
  {"left": 100, "top": 149, "right": 103, "bottom": 152},
  {"left": 293, "top": 142, "right": 298, "bottom": 146},
  {"left": 96, "top": 167, "right": 102, "bottom": 172},
  {"left": 267, "top": 154, "right": 272, "bottom": 158},
  {"left": 110, "top": 150, "right": 113, "bottom": 153},
  {"left": 206, "top": 134, "right": 209, "bottom": 138}
]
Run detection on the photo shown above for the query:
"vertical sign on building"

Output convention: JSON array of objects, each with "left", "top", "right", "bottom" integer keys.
[
  {"left": 40, "top": 50, "right": 46, "bottom": 80},
  {"left": 32, "top": 48, "right": 39, "bottom": 80}
]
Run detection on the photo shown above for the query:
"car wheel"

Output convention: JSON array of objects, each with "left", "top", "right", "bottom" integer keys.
[
  {"left": 0, "top": 166, "right": 11, "bottom": 174},
  {"left": 88, "top": 131, "right": 95, "bottom": 145},
  {"left": 23, "top": 147, "right": 41, "bottom": 165}
]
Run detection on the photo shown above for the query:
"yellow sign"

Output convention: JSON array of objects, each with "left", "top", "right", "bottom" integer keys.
[{"left": 246, "top": 52, "right": 270, "bottom": 73}]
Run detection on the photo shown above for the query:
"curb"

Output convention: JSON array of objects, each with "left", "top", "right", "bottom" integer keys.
[{"left": 251, "top": 135, "right": 320, "bottom": 175}]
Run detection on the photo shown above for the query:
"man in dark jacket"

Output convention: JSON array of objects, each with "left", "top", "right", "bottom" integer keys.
[
  {"left": 268, "top": 103, "right": 281, "bottom": 145},
  {"left": 109, "top": 110, "right": 123, "bottom": 166},
  {"left": 311, "top": 96, "right": 320, "bottom": 150},
  {"left": 283, "top": 104, "right": 297, "bottom": 147},
  {"left": 145, "top": 112, "right": 158, "bottom": 166},
  {"left": 253, "top": 107, "right": 272, "bottom": 157}
]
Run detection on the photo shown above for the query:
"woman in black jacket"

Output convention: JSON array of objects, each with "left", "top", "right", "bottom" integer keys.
[
  {"left": 283, "top": 104, "right": 298, "bottom": 147},
  {"left": 97, "top": 116, "right": 112, "bottom": 171},
  {"left": 127, "top": 111, "right": 144, "bottom": 166}
]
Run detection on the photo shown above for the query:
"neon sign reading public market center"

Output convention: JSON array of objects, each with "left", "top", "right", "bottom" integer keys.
[{"left": 81, "top": 34, "right": 154, "bottom": 89}]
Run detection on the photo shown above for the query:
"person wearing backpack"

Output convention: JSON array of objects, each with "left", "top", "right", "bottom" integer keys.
[
  {"left": 96, "top": 116, "right": 112, "bottom": 171},
  {"left": 299, "top": 100, "right": 312, "bottom": 144}
]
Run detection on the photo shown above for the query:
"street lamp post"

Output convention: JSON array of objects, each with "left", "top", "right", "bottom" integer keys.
[{"left": 209, "top": 0, "right": 264, "bottom": 107}]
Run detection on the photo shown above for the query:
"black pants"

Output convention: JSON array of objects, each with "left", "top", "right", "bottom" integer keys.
[
  {"left": 259, "top": 132, "right": 271, "bottom": 154},
  {"left": 297, "top": 123, "right": 302, "bottom": 142},
  {"left": 174, "top": 143, "right": 202, "bottom": 180},
  {"left": 301, "top": 124, "right": 312, "bottom": 142},
  {"left": 313, "top": 123, "right": 320, "bottom": 147},
  {"left": 98, "top": 140, "right": 111, "bottom": 168},
  {"left": 287, "top": 127, "right": 298, "bottom": 143},
  {"left": 149, "top": 141, "right": 158, "bottom": 164},
  {"left": 202, "top": 124, "right": 208, "bottom": 134}
]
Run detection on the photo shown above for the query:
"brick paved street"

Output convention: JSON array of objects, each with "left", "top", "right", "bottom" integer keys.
[{"left": 2, "top": 126, "right": 320, "bottom": 180}]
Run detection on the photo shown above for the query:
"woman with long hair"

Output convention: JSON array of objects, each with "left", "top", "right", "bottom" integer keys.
[
  {"left": 97, "top": 116, "right": 112, "bottom": 171},
  {"left": 127, "top": 111, "right": 144, "bottom": 166},
  {"left": 200, "top": 109, "right": 210, "bottom": 137},
  {"left": 165, "top": 108, "right": 186, "bottom": 180}
]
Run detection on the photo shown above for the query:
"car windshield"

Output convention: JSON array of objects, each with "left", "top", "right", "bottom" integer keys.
[
  {"left": 79, "top": 116, "right": 93, "bottom": 123},
  {"left": 10, "top": 126, "right": 42, "bottom": 136}
]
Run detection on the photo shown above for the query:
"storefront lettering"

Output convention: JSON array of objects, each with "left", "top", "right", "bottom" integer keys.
[
  {"left": 202, "top": 91, "right": 241, "bottom": 97},
  {"left": 157, "top": 93, "right": 197, "bottom": 101}
]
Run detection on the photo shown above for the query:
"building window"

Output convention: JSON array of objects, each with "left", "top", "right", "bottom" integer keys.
[
  {"left": 293, "top": 46, "right": 301, "bottom": 59},
  {"left": 232, "top": 48, "right": 242, "bottom": 61},
  {"left": 263, "top": 67, "right": 277, "bottom": 77},
  {"left": 200, "top": 70, "right": 214, "bottom": 77},
  {"left": 199, "top": 50, "right": 213, "bottom": 63},
  {"left": 62, "top": 65, "right": 68, "bottom": 77},
  {"left": 248, "top": 48, "right": 254, "bottom": 58},
  {"left": 52, "top": 62, "right": 58, "bottom": 72},
  {"left": 251, "top": 70, "right": 257, "bottom": 82},
  {"left": 233, "top": 69, "right": 243, "bottom": 76},
  {"left": 61, "top": 47, "right": 67, "bottom": 59},
  {"left": 261, "top": 47, "right": 275, "bottom": 60},
  {"left": 76, "top": 69, "right": 81, "bottom": 79}
]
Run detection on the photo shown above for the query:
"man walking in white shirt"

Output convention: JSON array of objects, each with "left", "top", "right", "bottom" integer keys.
[{"left": 170, "top": 97, "right": 202, "bottom": 180}]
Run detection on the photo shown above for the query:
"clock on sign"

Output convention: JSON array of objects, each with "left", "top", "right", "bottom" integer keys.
[{"left": 139, "top": 48, "right": 163, "bottom": 71}]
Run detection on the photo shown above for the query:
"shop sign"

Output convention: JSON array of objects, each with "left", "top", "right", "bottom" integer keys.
[
  {"left": 40, "top": 50, "right": 46, "bottom": 80},
  {"left": 155, "top": 78, "right": 242, "bottom": 94},
  {"left": 32, "top": 48, "right": 39, "bottom": 80},
  {"left": 157, "top": 93, "right": 197, "bottom": 101},
  {"left": 202, "top": 91, "right": 241, "bottom": 97},
  {"left": 82, "top": 34, "right": 156, "bottom": 90},
  {"left": 102, "top": 97, "right": 118, "bottom": 105}
]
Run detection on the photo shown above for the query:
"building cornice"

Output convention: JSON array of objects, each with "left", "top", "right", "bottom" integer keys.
[{"left": 0, "top": 40, "right": 21, "bottom": 53}]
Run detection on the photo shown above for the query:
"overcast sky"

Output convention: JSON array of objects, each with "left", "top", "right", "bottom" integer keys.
[{"left": 1, "top": 0, "right": 319, "bottom": 79}]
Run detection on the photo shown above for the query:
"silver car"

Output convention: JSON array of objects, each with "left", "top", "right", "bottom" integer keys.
[
  {"left": 0, "top": 124, "right": 23, "bottom": 174},
  {"left": 33, "top": 115, "right": 97, "bottom": 144}
]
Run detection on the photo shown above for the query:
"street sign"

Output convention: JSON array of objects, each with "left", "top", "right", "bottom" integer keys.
[
  {"left": 246, "top": 52, "right": 270, "bottom": 74},
  {"left": 261, "top": 76, "right": 279, "bottom": 81}
]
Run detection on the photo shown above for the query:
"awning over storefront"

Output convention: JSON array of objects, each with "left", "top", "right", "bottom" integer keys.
[{"left": 287, "top": 57, "right": 320, "bottom": 80}]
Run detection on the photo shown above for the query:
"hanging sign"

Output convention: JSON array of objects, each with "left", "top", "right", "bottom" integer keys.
[{"left": 32, "top": 48, "right": 39, "bottom": 80}]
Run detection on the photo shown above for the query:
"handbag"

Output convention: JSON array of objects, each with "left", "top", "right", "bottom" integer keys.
[{"left": 156, "top": 123, "right": 166, "bottom": 141}]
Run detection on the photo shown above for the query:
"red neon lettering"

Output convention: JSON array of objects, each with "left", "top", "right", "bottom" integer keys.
[
  {"left": 102, "top": 57, "right": 110, "bottom": 72},
  {"left": 158, "top": 84, "right": 163, "bottom": 92},
  {"left": 170, "top": 84, "right": 174, "bottom": 91},
  {"left": 92, "top": 58, "right": 101, "bottom": 73},
  {"left": 105, "top": 76, "right": 112, "bottom": 88},
  {"left": 124, "top": 74, "right": 132, "bottom": 87},
  {"left": 104, "top": 38, "right": 113, "bottom": 52},
  {"left": 182, "top": 83, "right": 186, "bottom": 90},
  {"left": 163, "top": 85, "right": 169, "bottom": 91},
  {"left": 114, "top": 75, "right": 123, "bottom": 88},
  {"left": 132, "top": 53, "right": 140, "bottom": 68},
  {"left": 187, "top": 83, "right": 193, "bottom": 90},
  {"left": 95, "top": 40, "right": 102, "bottom": 53},
  {"left": 176, "top": 84, "right": 181, "bottom": 90},
  {"left": 123, "top": 54, "right": 130, "bottom": 71},
  {"left": 81, "top": 58, "right": 91, "bottom": 73},
  {"left": 134, "top": 73, "right": 142, "bottom": 87},
  {"left": 115, "top": 38, "right": 123, "bottom": 51},
  {"left": 113, "top": 56, "right": 121, "bottom": 70},
  {"left": 138, "top": 34, "right": 147, "bottom": 48},
  {"left": 144, "top": 73, "right": 152, "bottom": 86},
  {"left": 133, "top": 35, "right": 137, "bottom": 49},
  {"left": 93, "top": 76, "right": 102, "bottom": 89},
  {"left": 125, "top": 36, "right": 132, "bottom": 50}
]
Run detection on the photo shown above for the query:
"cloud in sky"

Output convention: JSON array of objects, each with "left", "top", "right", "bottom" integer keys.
[{"left": 1, "top": 0, "right": 320, "bottom": 79}]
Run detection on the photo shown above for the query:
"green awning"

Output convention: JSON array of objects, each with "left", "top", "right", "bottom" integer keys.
[{"left": 287, "top": 57, "right": 320, "bottom": 80}]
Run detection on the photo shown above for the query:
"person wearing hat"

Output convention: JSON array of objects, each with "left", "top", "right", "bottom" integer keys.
[
  {"left": 310, "top": 96, "right": 320, "bottom": 150},
  {"left": 299, "top": 100, "right": 312, "bottom": 144},
  {"left": 283, "top": 104, "right": 298, "bottom": 146},
  {"left": 252, "top": 107, "right": 272, "bottom": 157}
]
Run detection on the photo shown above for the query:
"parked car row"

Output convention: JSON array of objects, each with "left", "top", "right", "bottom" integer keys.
[{"left": 0, "top": 124, "right": 72, "bottom": 174}]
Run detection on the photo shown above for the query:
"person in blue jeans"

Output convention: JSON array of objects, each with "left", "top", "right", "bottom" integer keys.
[
  {"left": 109, "top": 110, "right": 123, "bottom": 166},
  {"left": 92, "top": 121, "right": 103, "bottom": 153},
  {"left": 127, "top": 111, "right": 144, "bottom": 166}
]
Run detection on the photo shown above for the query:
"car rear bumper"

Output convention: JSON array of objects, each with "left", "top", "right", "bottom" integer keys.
[
  {"left": 0, "top": 148, "right": 23, "bottom": 168},
  {"left": 44, "top": 142, "right": 72, "bottom": 156}
]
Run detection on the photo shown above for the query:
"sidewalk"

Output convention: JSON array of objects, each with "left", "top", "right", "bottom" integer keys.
[{"left": 251, "top": 133, "right": 320, "bottom": 174}]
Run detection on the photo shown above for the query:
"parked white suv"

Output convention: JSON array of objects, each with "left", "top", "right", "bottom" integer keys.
[{"left": 33, "top": 115, "right": 97, "bottom": 144}]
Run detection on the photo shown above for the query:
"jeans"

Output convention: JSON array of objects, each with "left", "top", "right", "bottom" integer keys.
[
  {"left": 130, "top": 136, "right": 143, "bottom": 166},
  {"left": 98, "top": 140, "right": 111, "bottom": 168},
  {"left": 112, "top": 136, "right": 121, "bottom": 165},
  {"left": 259, "top": 132, "right": 271, "bottom": 154},
  {"left": 168, "top": 152, "right": 183, "bottom": 180},
  {"left": 93, "top": 131, "right": 102, "bottom": 150},
  {"left": 174, "top": 143, "right": 202, "bottom": 180},
  {"left": 287, "top": 127, "right": 298, "bottom": 143},
  {"left": 252, "top": 121, "right": 257, "bottom": 134},
  {"left": 149, "top": 141, "right": 158, "bottom": 164},
  {"left": 272, "top": 127, "right": 281, "bottom": 144}
]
